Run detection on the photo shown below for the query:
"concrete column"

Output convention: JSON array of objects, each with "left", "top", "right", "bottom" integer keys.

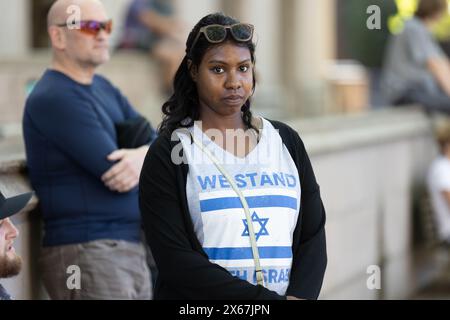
[
  {"left": 0, "top": 0, "right": 31, "bottom": 57},
  {"left": 173, "top": 0, "right": 222, "bottom": 30},
  {"left": 222, "top": 0, "right": 285, "bottom": 119},
  {"left": 102, "top": 0, "right": 133, "bottom": 48},
  {"left": 282, "top": 0, "right": 337, "bottom": 117},
  {"left": 237, "top": 0, "right": 281, "bottom": 86}
]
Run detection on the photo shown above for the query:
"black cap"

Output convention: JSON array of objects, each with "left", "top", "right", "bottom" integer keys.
[{"left": 0, "top": 191, "right": 33, "bottom": 220}]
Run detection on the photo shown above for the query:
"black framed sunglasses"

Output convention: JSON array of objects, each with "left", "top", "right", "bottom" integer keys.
[
  {"left": 56, "top": 20, "right": 113, "bottom": 36},
  {"left": 190, "top": 23, "right": 254, "bottom": 55}
]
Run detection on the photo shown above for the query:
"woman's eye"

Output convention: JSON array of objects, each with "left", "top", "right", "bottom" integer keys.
[
  {"left": 240, "top": 66, "right": 249, "bottom": 72},
  {"left": 211, "top": 67, "right": 224, "bottom": 74}
]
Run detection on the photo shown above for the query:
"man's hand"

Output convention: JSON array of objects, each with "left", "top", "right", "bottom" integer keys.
[
  {"left": 101, "top": 146, "right": 149, "bottom": 193},
  {"left": 427, "top": 58, "right": 450, "bottom": 97}
]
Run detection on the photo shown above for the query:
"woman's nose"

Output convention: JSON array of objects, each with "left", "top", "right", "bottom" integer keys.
[{"left": 225, "top": 72, "right": 241, "bottom": 90}]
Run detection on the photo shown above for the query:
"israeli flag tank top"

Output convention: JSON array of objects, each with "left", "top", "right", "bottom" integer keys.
[{"left": 176, "top": 117, "right": 301, "bottom": 295}]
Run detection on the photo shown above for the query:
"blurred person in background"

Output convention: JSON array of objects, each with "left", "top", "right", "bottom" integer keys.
[
  {"left": 427, "top": 121, "right": 450, "bottom": 247},
  {"left": 118, "top": 0, "right": 187, "bottom": 94},
  {"left": 22, "top": 0, "right": 154, "bottom": 300},
  {"left": 381, "top": 0, "right": 450, "bottom": 114},
  {"left": 0, "top": 191, "right": 33, "bottom": 300}
]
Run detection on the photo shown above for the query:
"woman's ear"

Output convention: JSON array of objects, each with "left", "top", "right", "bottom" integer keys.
[{"left": 187, "top": 59, "right": 198, "bottom": 82}]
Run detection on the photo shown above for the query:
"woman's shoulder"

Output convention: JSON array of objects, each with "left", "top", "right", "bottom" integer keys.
[
  {"left": 148, "top": 129, "right": 191, "bottom": 161},
  {"left": 265, "top": 118, "right": 293, "bottom": 130},
  {"left": 149, "top": 131, "right": 177, "bottom": 152},
  {"left": 404, "top": 17, "right": 428, "bottom": 35},
  {"left": 263, "top": 118, "right": 308, "bottom": 162},
  {"left": 264, "top": 118, "right": 302, "bottom": 142},
  {"left": 431, "top": 156, "right": 450, "bottom": 171},
  {"left": 142, "top": 132, "right": 180, "bottom": 177}
]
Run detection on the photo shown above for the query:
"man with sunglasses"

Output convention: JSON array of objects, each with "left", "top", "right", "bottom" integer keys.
[{"left": 22, "top": 0, "right": 153, "bottom": 300}]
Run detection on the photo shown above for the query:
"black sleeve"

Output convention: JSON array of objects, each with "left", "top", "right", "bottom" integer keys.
[
  {"left": 285, "top": 128, "right": 327, "bottom": 300},
  {"left": 139, "top": 135, "right": 285, "bottom": 300}
]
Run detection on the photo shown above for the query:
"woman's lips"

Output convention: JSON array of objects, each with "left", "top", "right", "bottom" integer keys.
[{"left": 223, "top": 95, "right": 244, "bottom": 105}]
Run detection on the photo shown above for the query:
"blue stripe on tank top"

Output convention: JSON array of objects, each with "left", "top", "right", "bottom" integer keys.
[
  {"left": 200, "top": 195, "right": 297, "bottom": 212},
  {"left": 203, "top": 246, "right": 293, "bottom": 260}
]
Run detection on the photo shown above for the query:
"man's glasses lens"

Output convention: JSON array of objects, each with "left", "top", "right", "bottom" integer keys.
[{"left": 79, "top": 20, "right": 113, "bottom": 35}]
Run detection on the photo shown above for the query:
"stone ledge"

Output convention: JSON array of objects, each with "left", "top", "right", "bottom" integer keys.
[
  {"left": 0, "top": 49, "right": 156, "bottom": 67},
  {"left": 0, "top": 107, "right": 435, "bottom": 172},
  {"left": 0, "top": 135, "right": 25, "bottom": 173},
  {"left": 286, "top": 106, "right": 433, "bottom": 156}
]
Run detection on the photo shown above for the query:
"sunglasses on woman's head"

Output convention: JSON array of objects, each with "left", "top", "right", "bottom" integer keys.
[
  {"left": 56, "top": 20, "right": 113, "bottom": 36},
  {"left": 190, "top": 23, "right": 254, "bottom": 55}
]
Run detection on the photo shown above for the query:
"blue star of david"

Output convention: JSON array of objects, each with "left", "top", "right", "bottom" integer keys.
[{"left": 241, "top": 211, "right": 269, "bottom": 241}]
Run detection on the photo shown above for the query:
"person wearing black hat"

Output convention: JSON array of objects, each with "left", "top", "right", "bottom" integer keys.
[{"left": 0, "top": 191, "right": 33, "bottom": 300}]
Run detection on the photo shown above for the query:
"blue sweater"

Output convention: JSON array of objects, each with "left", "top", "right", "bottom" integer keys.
[{"left": 23, "top": 70, "right": 153, "bottom": 247}]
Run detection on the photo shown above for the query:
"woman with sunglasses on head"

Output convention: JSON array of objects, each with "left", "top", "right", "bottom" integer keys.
[{"left": 139, "top": 12, "right": 327, "bottom": 300}]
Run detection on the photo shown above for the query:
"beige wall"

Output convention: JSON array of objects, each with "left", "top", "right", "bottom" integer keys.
[
  {"left": 0, "top": 0, "right": 338, "bottom": 119},
  {"left": 282, "top": 0, "right": 337, "bottom": 117},
  {"left": 290, "top": 108, "right": 436, "bottom": 299},
  {"left": 235, "top": 0, "right": 286, "bottom": 119},
  {"left": 102, "top": 0, "right": 134, "bottom": 47},
  {"left": 173, "top": 0, "right": 221, "bottom": 28},
  {"left": 171, "top": 0, "right": 338, "bottom": 118},
  {"left": 0, "top": 0, "right": 31, "bottom": 57}
]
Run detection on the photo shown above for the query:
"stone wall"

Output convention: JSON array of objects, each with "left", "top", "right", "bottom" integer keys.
[{"left": 292, "top": 108, "right": 437, "bottom": 299}]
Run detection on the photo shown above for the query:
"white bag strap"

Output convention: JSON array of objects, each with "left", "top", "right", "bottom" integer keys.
[{"left": 190, "top": 133, "right": 265, "bottom": 287}]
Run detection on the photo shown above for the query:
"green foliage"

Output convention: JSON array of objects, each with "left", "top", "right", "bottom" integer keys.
[{"left": 388, "top": 0, "right": 450, "bottom": 40}]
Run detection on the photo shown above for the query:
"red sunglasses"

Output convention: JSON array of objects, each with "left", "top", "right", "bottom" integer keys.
[{"left": 57, "top": 20, "right": 113, "bottom": 36}]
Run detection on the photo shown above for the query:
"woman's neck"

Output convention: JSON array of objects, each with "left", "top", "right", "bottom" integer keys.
[{"left": 199, "top": 110, "right": 246, "bottom": 133}]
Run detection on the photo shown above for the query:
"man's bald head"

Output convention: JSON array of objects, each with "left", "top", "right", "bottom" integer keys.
[
  {"left": 47, "top": 0, "right": 111, "bottom": 72},
  {"left": 47, "top": 0, "right": 105, "bottom": 27}
]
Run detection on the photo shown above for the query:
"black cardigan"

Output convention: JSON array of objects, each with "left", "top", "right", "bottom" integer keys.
[{"left": 139, "top": 119, "right": 327, "bottom": 300}]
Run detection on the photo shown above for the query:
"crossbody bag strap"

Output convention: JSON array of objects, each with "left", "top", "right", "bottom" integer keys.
[{"left": 190, "top": 134, "right": 265, "bottom": 287}]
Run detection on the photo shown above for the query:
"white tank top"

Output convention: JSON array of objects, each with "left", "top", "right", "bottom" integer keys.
[{"left": 176, "top": 117, "right": 301, "bottom": 295}]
